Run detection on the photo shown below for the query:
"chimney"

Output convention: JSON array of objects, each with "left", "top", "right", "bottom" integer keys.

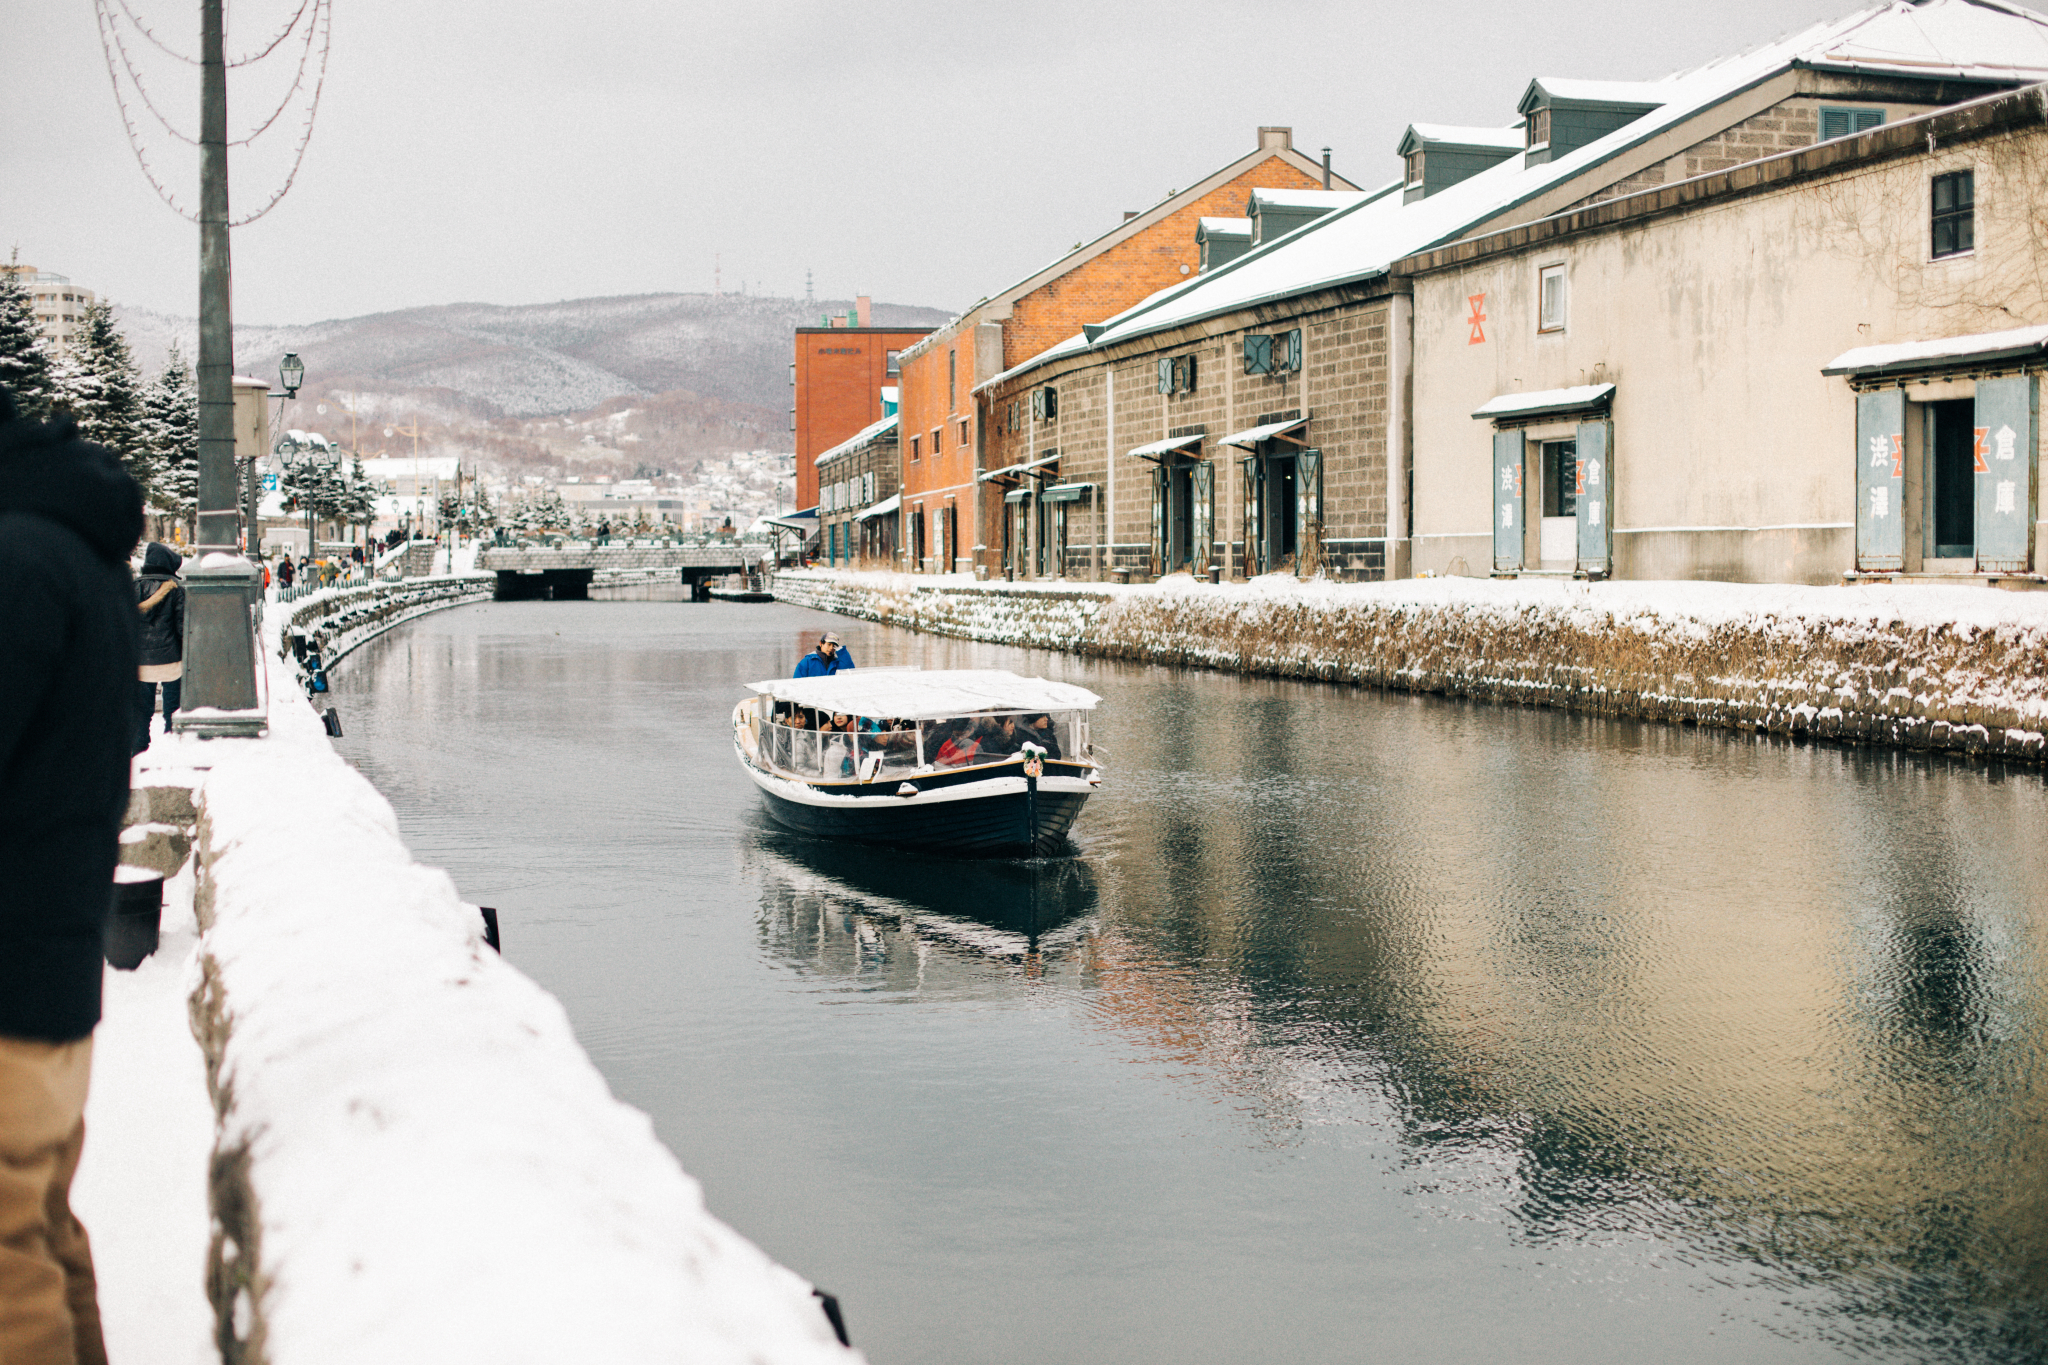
[
  {"left": 1321, "top": 147, "right": 1332, "bottom": 189},
  {"left": 1258, "top": 126, "right": 1292, "bottom": 152},
  {"left": 856, "top": 295, "right": 871, "bottom": 327}
]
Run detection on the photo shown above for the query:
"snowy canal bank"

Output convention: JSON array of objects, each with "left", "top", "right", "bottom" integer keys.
[
  {"left": 96, "top": 577, "right": 857, "bottom": 1365},
  {"left": 772, "top": 570, "right": 2048, "bottom": 762}
]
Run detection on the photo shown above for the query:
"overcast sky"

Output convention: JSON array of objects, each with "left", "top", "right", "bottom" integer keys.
[{"left": 6, "top": 0, "right": 1912, "bottom": 325}]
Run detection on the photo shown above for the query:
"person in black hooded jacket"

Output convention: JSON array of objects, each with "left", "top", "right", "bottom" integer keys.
[
  {"left": 133, "top": 542, "right": 185, "bottom": 752},
  {"left": 0, "top": 384, "right": 141, "bottom": 1365}
]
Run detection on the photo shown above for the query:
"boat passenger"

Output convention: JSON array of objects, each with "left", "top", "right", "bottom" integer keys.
[
  {"left": 1019, "top": 714, "right": 1063, "bottom": 760},
  {"left": 933, "top": 719, "right": 981, "bottom": 767},
  {"left": 784, "top": 709, "right": 811, "bottom": 729},
  {"left": 977, "top": 715, "right": 1023, "bottom": 758},
  {"left": 792, "top": 632, "right": 856, "bottom": 678}
]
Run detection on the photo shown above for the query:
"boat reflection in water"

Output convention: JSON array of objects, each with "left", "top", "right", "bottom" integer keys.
[{"left": 746, "top": 821, "right": 1098, "bottom": 978}]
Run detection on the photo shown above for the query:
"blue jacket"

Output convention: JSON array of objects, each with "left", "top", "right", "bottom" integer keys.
[{"left": 792, "top": 647, "right": 854, "bottom": 678}]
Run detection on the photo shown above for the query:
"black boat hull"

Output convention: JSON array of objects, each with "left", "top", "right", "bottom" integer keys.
[{"left": 752, "top": 778, "right": 1089, "bottom": 856}]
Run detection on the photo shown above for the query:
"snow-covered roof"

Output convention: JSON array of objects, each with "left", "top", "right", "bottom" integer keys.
[
  {"left": 1471, "top": 383, "right": 1617, "bottom": 421},
  {"left": 1220, "top": 417, "right": 1308, "bottom": 449},
  {"left": 813, "top": 413, "right": 897, "bottom": 466},
  {"left": 991, "top": 1, "right": 2048, "bottom": 377},
  {"left": 1198, "top": 217, "right": 1252, "bottom": 235},
  {"left": 1820, "top": 324, "right": 2048, "bottom": 377},
  {"left": 358, "top": 456, "right": 462, "bottom": 482},
  {"left": 1402, "top": 123, "right": 1526, "bottom": 152},
  {"left": 897, "top": 135, "right": 1362, "bottom": 366},
  {"left": 1521, "top": 77, "right": 1675, "bottom": 112},
  {"left": 1800, "top": 0, "right": 2048, "bottom": 81},
  {"left": 853, "top": 492, "right": 900, "bottom": 521},
  {"left": 1250, "top": 189, "right": 1371, "bottom": 211},
  {"left": 746, "top": 668, "right": 1101, "bottom": 720}
]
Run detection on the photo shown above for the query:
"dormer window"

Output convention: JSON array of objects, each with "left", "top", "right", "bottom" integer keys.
[
  {"left": 1526, "top": 108, "right": 1551, "bottom": 150},
  {"left": 1404, "top": 149, "right": 1425, "bottom": 187}
]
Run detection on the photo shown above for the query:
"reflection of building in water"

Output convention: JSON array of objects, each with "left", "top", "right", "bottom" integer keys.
[
  {"left": 747, "top": 836, "right": 1100, "bottom": 988},
  {"left": 1071, "top": 674, "right": 2048, "bottom": 1347}
]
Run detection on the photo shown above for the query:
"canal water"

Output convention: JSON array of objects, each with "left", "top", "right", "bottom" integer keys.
[{"left": 328, "top": 598, "right": 2047, "bottom": 1365}]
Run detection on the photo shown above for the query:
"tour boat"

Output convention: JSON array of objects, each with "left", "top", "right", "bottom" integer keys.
[{"left": 732, "top": 668, "right": 1102, "bottom": 856}]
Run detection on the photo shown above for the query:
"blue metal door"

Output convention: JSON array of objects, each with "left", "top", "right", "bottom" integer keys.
[
  {"left": 1492, "top": 429, "right": 1523, "bottom": 573},
  {"left": 1856, "top": 389, "right": 1906, "bottom": 571},
  {"left": 1973, "top": 375, "right": 2037, "bottom": 573},
  {"left": 1574, "top": 420, "right": 1612, "bottom": 575}
]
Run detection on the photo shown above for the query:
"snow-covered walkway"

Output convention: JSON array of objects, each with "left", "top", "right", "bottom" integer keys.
[
  {"left": 72, "top": 853, "right": 216, "bottom": 1365},
  {"left": 79, "top": 576, "right": 859, "bottom": 1365}
]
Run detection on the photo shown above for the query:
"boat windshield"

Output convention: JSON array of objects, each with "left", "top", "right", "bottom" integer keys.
[{"left": 759, "top": 707, "right": 1086, "bottom": 779}]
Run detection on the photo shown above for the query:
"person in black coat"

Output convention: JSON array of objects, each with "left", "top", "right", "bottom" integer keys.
[
  {"left": 134, "top": 541, "right": 185, "bottom": 753},
  {"left": 0, "top": 385, "right": 141, "bottom": 1364}
]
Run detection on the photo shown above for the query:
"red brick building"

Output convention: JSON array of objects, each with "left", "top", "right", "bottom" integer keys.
[
  {"left": 896, "top": 128, "right": 1354, "bottom": 573},
  {"left": 793, "top": 297, "right": 931, "bottom": 511}
]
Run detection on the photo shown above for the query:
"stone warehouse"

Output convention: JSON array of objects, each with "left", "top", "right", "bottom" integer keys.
[{"left": 813, "top": 0, "right": 2048, "bottom": 590}]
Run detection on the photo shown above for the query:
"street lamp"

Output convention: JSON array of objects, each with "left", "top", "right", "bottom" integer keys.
[{"left": 279, "top": 351, "right": 304, "bottom": 398}]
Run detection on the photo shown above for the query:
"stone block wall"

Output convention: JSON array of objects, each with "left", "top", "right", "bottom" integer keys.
[{"left": 772, "top": 570, "right": 2048, "bottom": 764}]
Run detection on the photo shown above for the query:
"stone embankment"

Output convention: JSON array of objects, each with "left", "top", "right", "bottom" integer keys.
[
  {"left": 277, "top": 573, "right": 496, "bottom": 675},
  {"left": 772, "top": 570, "right": 2048, "bottom": 762}
]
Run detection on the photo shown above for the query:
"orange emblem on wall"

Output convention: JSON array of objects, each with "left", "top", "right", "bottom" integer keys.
[{"left": 1467, "top": 293, "right": 1487, "bottom": 345}]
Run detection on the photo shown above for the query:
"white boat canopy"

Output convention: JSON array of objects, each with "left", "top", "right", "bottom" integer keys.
[{"left": 746, "top": 668, "right": 1101, "bottom": 719}]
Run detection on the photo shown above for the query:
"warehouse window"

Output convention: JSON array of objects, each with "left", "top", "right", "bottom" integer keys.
[
  {"left": 1538, "top": 264, "right": 1567, "bottom": 333},
  {"left": 1932, "top": 170, "right": 1974, "bottom": 259},
  {"left": 1819, "top": 106, "right": 1884, "bottom": 141}
]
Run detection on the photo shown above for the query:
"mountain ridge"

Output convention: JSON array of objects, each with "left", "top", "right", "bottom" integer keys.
[{"left": 116, "top": 291, "right": 954, "bottom": 421}]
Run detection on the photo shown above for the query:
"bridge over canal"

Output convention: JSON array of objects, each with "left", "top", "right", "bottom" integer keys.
[{"left": 476, "top": 543, "right": 768, "bottom": 600}]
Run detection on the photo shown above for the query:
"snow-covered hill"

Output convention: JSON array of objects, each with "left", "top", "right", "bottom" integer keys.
[{"left": 118, "top": 292, "right": 951, "bottom": 419}]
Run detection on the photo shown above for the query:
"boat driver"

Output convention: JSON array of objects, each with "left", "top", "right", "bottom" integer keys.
[{"left": 793, "top": 631, "right": 856, "bottom": 678}]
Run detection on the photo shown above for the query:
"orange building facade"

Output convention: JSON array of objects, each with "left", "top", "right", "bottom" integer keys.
[
  {"left": 793, "top": 317, "right": 932, "bottom": 511},
  {"left": 897, "top": 128, "right": 1351, "bottom": 574}
]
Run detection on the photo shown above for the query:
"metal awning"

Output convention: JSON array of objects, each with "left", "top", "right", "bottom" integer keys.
[
  {"left": 1218, "top": 417, "right": 1308, "bottom": 449},
  {"left": 1126, "top": 434, "right": 1202, "bottom": 462},
  {"left": 1040, "top": 483, "right": 1094, "bottom": 502},
  {"left": 1821, "top": 325, "right": 2048, "bottom": 379},
  {"left": 853, "top": 493, "right": 900, "bottom": 521},
  {"left": 978, "top": 453, "right": 1061, "bottom": 483},
  {"left": 762, "top": 510, "right": 819, "bottom": 534},
  {"left": 1471, "top": 383, "right": 1615, "bottom": 422},
  {"left": 1003, "top": 488, "right": 1032, "bottom": 504}
]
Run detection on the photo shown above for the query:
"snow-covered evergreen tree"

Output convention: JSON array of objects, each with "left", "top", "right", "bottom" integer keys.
[
  {"left": 53, "top": 299, "right": 151, "bottom": 486},
  {"left": 0, "top": 251, "right": 55, "bottom": 419},
  {"left": 142, "top": 344, "right": 200, "bottom": 533},
  {"left": 343, "top": 456, "right": 379, "bottom": 536}
]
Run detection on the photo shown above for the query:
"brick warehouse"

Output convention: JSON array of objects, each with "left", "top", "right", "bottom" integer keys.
[
  {"left": 968, "top": 0, "right": 2048, "bottom": 585},
  {"left": 894, "top": 128, "right": 1355, "bottom": 574},
  {"left": 792, "top": 295, "right": 931, "bottom": 513}
]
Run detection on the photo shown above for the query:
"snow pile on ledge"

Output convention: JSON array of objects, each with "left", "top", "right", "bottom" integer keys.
[
  {"left": 188, "top": 653, "right": 856, "bottom": 1364},
  {"left": 774, "top": 570, "right": 2048, "bottom": 760}
]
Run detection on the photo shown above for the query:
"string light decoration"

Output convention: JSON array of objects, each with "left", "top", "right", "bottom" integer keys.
[{"left": 92, "top": 0, "right": 332, "bottom": 226}]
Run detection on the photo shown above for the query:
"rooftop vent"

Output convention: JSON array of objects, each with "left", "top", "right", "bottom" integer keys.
[{"left": 1258, "top": 126, "right": 1293, "bottom": 151}]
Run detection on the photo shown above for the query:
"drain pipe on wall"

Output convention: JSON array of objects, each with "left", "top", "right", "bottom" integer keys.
[{"left": 1385, "top": 285, "right": 1414, "bottom": 580}]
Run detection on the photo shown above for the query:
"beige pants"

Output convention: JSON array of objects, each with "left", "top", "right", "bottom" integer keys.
[{"left": 0, "top": 1037, "right": 105, "bottom": 1365}]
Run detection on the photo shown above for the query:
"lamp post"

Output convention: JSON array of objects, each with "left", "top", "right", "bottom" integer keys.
[{"left": 178, "top": 0, "right": 266, "bottom": 737}]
